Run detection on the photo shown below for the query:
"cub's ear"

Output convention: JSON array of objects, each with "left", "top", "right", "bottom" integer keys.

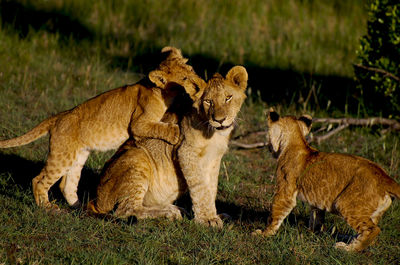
[
  {"left": 161, "top": 46, "right": 188, "bottom": 63},
  {"left": 148, "top": 70, "right": 167, "bottom": 88},
  {"left": 298, "top": 114, "right": 313, "bottom": 136},
  {"left": 267, "top": 108, "right": 280, "bottom": 123},
  {"left": 226, "top": 66, "right": 248, "bottom": 91}
]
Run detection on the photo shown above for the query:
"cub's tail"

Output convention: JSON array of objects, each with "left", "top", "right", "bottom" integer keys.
[
  {"left": 0, "top": 114, "right": 61, "bottom": 148},
  {"left": 87, "top": 200, "right": 100, "bottom": 214},
  {"left": 87, "top": 200, "right": 108, "bottom": 217}
]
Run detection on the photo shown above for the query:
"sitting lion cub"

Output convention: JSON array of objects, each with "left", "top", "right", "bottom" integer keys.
[
  {"left": 0, "top": 47, "right": 205, "bottom": 209},
  {"left": 254, "top": 109, "right": 400, "bottom": 252},
  {"left": 88, "top": 66, "right": 248, "bottom": 227}
]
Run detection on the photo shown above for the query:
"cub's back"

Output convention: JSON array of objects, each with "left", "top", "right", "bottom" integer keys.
[{"left": 298, "top": 152, "right": 393, "bottom": 204}]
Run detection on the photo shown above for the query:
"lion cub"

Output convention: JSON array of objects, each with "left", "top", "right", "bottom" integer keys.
[
  {"left": 0, "top": 47, "right": 206, "bottom": 209},
  {"left": 88, "top": 66, "right": 248, "bottom": 227},
  {"left": 253, "top": 109, "right": 400, "bottom": 252}
]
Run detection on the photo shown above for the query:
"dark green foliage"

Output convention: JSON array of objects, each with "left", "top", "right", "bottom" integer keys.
[{"left": 355, "top": 0, "right": 400, "bottom": 117}]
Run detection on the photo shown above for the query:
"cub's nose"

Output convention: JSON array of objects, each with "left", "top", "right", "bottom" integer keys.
[{"left": 212, "top": 115, "right": 226, "bottom": 125}]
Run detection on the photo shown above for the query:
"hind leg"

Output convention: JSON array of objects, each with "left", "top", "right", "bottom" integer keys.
[
  {"left": 370, "top": 194, "right": 392, "bottom": 225},
  {"left": 335, "top": 217, "right": 381, "bottom": 252},
  {"left": 113, "top": 169, "right": 181, "bottom": 220},
  {"left": 116, "top": 200, "right": 182, "bottom": 220},
  {"left": 334, "top": 194, "right": 391, "bottom": 251},
  {"left": 32, "top": 152, "right": 70, "bottom": 208},
  {"left": 135, "top": 205, "right": 182, "bottom": 220},
  {"left": 60, "top": 150, "right": 90, "bottom": 207}
]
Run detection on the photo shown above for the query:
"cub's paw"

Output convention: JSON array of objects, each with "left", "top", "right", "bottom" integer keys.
[
  {"left": 195, "top": 216, "right": 223, "bottom": 228},
  {"left": 166, "top": 124, "right": 180, "bottom": 145},
  {"left": 334, "top": 242, "right": 355, "bottom": 252},
  {"left": 166, "top": 205, "right": 183, "bottom": 220},
  {"left": 251, "top": 229, "right": 263, "bottom": 236},
  {"left": 43, "top": 201, "right": 60, "bottom": 211},
  {"left": 45, "top": 203, "right": 69, "bottom": 214},
  {"left": 251, "top": 228, "right": 276, "bottom": 237}
]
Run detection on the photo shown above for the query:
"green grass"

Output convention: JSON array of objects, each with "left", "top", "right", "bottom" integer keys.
[
  {"left": 2, "top": 0, "right": 367, "bottom": 77},
  {"left": 1, "top": 0, "right": 400, "bottom": 264}
]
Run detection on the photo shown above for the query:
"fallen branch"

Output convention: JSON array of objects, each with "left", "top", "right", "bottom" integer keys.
[
  {"left": 308, "top": 124, "right": 349, "bottom": 144},
  {"left": 354, "top": 64, "right": 400, "bottom": 82},
  {"left": 313, "top": 117, "right": 400, "bottom": 130},
  {"left": 229, "top": 140, "right": 267, "bottom": 149},
  {"left": 232, "top": 130, "right": 267, "bottom": 140}
]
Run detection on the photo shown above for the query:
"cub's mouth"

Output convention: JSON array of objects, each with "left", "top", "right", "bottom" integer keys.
[
  {"left": 215, "top": 123, "right": 233, "bottom": 130},
  {"left": 208, "top": 120, "right": 234, "bottom": 130}
]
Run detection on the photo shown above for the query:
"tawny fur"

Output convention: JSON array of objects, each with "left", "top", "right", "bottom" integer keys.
[
  {"left": 88, "top": 66, "right": 248, "bottom": 227},
  {"left": 254, "top": 109, "right": 400, "bottom": 252},
  {"left": 0, "top": 47, "right": 206, "bottom": 209}
]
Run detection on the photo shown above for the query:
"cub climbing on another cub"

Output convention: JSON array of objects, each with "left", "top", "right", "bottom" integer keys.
[
  {"left": 253, "top": 109, "right": 400, "bottom": 252},
  {"left": 88, "top": 66, "right": 248, "bottom": 227},
  {"left": 0, "top": 47, "right": 205, "bottom": 209}
]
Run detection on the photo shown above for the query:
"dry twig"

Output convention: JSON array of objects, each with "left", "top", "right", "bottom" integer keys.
[
  {"left": 313, "top": 117, "right": 400, "bottom": 130},
  {"left": 308, "top": 124, "right": 349, "bottom": 144},
  {"left": 229, "top": 140, "right": 267, "bottom": 149},
  {"left": 232, "top": 130, "right": 267, "bottom": 140},
  {"left": 354, "top": 64, "right": 400, "bottom": 82}
]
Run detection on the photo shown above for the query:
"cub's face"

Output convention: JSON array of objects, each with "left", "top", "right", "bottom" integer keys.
[
  {"left": 267, "top": 109, "right": 312, "bottom": 155},
  {"left": 149, "top": 47, "right": 207, "bottom": 101},
  {"left": 163, "top": 64, "right": 207, "bottom": 101},
  {"left": 200, "top": 66, "right": 248, "bottom": 130}
]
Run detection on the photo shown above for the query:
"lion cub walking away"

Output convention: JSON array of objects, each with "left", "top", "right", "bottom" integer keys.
[
  {"left": 254, "top": 109, "right": 400, "bottom": 252},
  {"left": 0, "top": 47, "right": 206, "bottom": 209}
]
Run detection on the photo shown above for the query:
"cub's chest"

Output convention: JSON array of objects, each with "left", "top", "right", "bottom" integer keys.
[{"left": 194, "top": 133, "right": 229, "bottom": 164}]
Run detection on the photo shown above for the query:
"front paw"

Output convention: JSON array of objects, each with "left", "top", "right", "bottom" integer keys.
[
  {"left": 195, "top": 216, "right": 223, "bottom": 228},
  {"left": 166, "top": 205, "right": 183, "bottom": 220},
  {"left": 167, "top": 124, "right": 180, "bottom": 145},
  {"left": 334, "top": 242, "right": 353, "bottom": 251},
  {"left": 251, "top": 228, "right": 276, "bottom": 237}
]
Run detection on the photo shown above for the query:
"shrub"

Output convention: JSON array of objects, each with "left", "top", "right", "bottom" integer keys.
[{"left": 354, "top": 0, "right": 400, "bottom": 117}]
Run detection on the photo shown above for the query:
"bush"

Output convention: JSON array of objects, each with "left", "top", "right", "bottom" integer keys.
[{"left": 355, "top": 0, "right": 400, "bottom": 117}]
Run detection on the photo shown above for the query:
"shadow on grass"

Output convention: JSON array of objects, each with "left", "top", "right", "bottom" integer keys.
[
  {"left": 215, "top": 200, "right": 269, "bottom": 224},
  {"left": 0, "top": 0, "right": 364, "bottom": 115},
  {"left": 216, "top": 199, "right": 355, "bottom": 244},
  {"left": 0, "top": 0, "right": 93, "bottom": 41},
  {"left": 0, "top": 153, "right": 100, "bottom": 204},
  {"left": 113, "top": 51, "right": 360, "bottom": 113},
  {"left": 0, "top": 154, "right": 355, "bottom": 243}
]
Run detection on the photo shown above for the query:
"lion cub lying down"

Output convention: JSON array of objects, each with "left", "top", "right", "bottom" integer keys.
[
  {"left": 0, "top": 46, "right": 205, "bottom": 209},
  {"left": 254, "top": 109, "right": 400, "bottom": 252}
]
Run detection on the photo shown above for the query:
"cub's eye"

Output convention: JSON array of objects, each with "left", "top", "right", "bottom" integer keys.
[
  {"left": 204, "top": 99, "right": 212, "bottom": 105},
  {"left": 226, "top": 95, "right": 232, "bottom": 102}
]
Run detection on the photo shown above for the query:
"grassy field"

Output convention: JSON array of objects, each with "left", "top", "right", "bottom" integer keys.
[{"left": 1, "top": 0, "right": 400, "bottom": 264}]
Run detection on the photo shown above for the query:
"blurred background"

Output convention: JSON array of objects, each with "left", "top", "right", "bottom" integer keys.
[{"left": 0, "top": 0, "right": 372, "bottom": 116}]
